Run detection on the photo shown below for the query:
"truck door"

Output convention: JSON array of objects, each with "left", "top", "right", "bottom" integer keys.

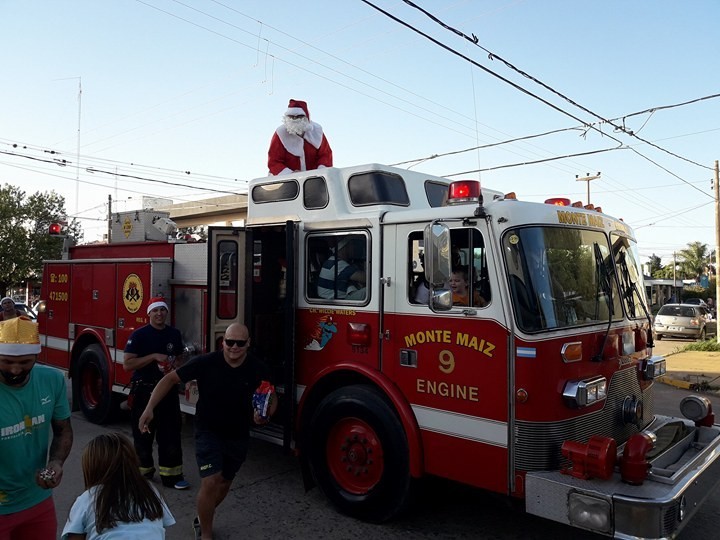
[
  {"left": 208, "top": 226, "right": 246, "bottom": 350},
  {"left": 382, "top": 222, "right": 512, "bottom": 494},
  {"left": 208, "top": 223, "right": 297, "bottom": 450},
  {"left": 245, "top": 223, "right": 297, "bottom": 449}
]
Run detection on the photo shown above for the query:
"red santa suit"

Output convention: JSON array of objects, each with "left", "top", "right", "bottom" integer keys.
[{"left": 268, "top": 99, "right": 333, "bottom": 176}]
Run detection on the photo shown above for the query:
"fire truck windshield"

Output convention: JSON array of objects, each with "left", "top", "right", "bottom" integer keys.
[{"left": 503, "top": 226, "right": 624, "bottom": 332}]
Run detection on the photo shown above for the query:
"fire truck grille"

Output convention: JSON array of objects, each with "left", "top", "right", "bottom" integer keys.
[{"left": 514, "top": 368, "right": 655, "bottom": 471}]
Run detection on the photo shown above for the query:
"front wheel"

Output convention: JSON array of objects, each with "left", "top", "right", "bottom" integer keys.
[
  {"left": 307, "top": 385, "right": 412, "bottom": 522},
  {"left": 73, "top": 344, "right": 117, "bottom": 424}
]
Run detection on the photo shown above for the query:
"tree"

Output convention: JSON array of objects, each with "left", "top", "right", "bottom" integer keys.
[
  {"left": 647, "top": 254, "right": 663, "bottom": 277},
  {"left": 677, "top": 241, "right": 710, "bottom": 281},
  {"left": 0, "top": 184, "right": 82, "bottom": 295}
]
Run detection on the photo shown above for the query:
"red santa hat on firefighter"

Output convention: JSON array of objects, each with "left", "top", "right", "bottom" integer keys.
[
  {"left": 147, "top": 296, "right": 169, "bottom": 314},
  {"left": 285, "top": 99, "right": 309, "bottom": 119}
]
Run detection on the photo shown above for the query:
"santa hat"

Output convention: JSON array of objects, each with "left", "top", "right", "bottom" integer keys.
[
  {"left": 0, "top": 316, "right": 41, "bottom": 356},
  {"left": 285, "top": 99, "right": 310, "bottom": 120},
  {"left": 147, "top": 296, "right": 169, "bottom": 314},
  {"left": 1, "top": 296, "right": 13, "bottom": 305}
]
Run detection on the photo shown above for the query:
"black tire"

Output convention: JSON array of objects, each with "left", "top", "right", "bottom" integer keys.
[
  {"left": 74, "top": 344, "right": 117, "bottom": 424},
  {"left": 307, "top": 385, "right": 412, "bottom": 522},
  {"left": 656, "top": 334, "right": 663, "bottom": 341}
]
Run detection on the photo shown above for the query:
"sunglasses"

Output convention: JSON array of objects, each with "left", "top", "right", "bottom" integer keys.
[{"left": 224, "top": 339, "right": 248, "bottom": 348}]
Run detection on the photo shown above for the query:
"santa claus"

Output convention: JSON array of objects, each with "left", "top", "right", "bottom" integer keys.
[{"left": 267, "top": 99, "right": 333, "bottom": 176}]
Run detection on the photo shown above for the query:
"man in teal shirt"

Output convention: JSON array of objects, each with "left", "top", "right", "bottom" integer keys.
[{"left": 0, "top": 316, "right": 73, "bottom": 539}]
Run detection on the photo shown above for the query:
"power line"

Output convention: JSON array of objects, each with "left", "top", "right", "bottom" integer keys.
[
  {"left": 397, "top": 0, "right": 713, "bottom": 172},
  {"left": 361, "top": 0, "right": 711, "bottom": 198},
  {"left": 134, "top": 0, "right": 488, "bottom": 141},
  {"left": 392, "top": 93, "right": 720, "bottom": 169},
  {"left": 619, "top": 93, "right": 720, "bottom": 122},
  {"left": 633, "top": 201, "right": 713, "bottom": 229},
  {"left": 443, "top": 146, "right": 623, "bottom": 176},
  {"left": 390, "top": 126, "right": 582, "bottom": 166}
]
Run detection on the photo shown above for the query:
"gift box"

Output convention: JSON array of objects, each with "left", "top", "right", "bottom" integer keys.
[{"left": 253, "top": 380, "right": 275, "bottom": 419}]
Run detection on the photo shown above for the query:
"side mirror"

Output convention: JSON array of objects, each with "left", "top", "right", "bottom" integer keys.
[
  {"left": 431, "top": 289, "right": 453, "bottom": 311},
  {"left": 423, "top": 221, "right": 451, "bottom": 287}
]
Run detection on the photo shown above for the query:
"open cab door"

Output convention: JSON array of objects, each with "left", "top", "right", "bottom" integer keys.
[{"left": 208, "top": 223, "right": 297, "bottom": 450}]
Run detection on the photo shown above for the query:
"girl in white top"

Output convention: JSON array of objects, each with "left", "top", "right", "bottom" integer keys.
[{"left": 62, "top": 432, "right": 175, "bottom": 539}]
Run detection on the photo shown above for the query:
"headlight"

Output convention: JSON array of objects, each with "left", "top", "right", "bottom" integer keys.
[
  {"left": 568, "top": 492, "right": 612, "bottom": 534},
  {"left": 563, "top": 376, "right": 607, "bottom": 408},
  {"left": 640, "top": 356, "right": 666, "bottom": 380}
]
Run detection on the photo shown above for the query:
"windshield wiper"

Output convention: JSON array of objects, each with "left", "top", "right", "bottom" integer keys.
[
  {"left": 593, "top": 242, "right": 615, "bottom": 362},
  {"left": 616, "top": 250, "right": 655, "bottom": 348}
]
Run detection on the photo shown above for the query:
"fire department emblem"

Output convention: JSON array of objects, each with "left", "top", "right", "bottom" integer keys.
[
  {"left": 122, "top": 274, "right": 143, "bottom": 313},
  {"left": 122, "top": 217, "right": 133, "bottom": 238}
]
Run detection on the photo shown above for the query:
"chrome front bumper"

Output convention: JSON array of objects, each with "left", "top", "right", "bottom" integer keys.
[{"left": 525, "top": 415, "right": 720, "bottom": 538}]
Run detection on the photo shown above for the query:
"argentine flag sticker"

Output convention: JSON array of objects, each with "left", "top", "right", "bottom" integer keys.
[{"left": 517, "top": 347, "right": 536, "bottom": 358}]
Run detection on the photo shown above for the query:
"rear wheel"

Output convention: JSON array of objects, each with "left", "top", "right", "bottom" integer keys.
[
  {"left": 655, "top": 333, "right": 663, "bottom": 341},
  {"left": 307, "top": 385, "right": 412, "bottom": 522},
  {"left": 74, "top": 344, "right": 117, "bottom": 424}
]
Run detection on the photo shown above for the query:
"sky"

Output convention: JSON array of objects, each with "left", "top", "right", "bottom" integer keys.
[{"left": 2, "top": 0, "right": 719, "bottom": 267}]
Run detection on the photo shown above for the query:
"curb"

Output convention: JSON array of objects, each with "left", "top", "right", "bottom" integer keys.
[{"left": 657, "top": 376, "right": 692, "bottom": 390}]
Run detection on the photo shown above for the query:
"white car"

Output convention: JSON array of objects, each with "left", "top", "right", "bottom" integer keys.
[{"left": 14, "top": 303, "right": 36, "bottom": 320}]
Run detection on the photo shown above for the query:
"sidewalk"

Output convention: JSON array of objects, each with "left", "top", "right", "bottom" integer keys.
[{"left": 657, "top": 350, "right": 720, "bottom": 392}]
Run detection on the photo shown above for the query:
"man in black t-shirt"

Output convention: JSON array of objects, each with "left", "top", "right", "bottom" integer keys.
[{"left": 139, "top": 323, "right": 276, "bottom": 540}]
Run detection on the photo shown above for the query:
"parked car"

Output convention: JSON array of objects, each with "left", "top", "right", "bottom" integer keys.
[
  {"left": 14, "top": 303, "right": 36, "bottom": 320},
  {"left": 654, "top": 303, "right": 716, "bottom": 340}
]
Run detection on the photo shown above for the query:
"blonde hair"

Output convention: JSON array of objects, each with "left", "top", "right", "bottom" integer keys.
[{"left": 81, "top": 432, "right": 165, "bottom": 532}]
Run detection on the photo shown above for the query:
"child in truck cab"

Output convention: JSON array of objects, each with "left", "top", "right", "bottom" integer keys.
[{"left": 449, "top": 267, "right": 487, "bottom": 307}]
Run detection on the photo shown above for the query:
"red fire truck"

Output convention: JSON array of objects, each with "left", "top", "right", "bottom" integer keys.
[{"left": 39, "top": 163, "right": 720, "bottom": 538}]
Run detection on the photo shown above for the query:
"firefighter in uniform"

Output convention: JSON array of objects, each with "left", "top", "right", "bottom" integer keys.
[{"left": 123, "top": 296, "right": 189, "bottom": 490}]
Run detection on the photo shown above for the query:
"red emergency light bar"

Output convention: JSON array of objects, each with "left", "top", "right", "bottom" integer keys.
[
  {"left": 447, "top": 180, "right": 481, "bottom": 205},
  {"left": 545, "top": 197, "right": 571, "bottom": 206}
]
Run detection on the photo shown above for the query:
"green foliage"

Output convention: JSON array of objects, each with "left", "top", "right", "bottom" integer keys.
[
  {"left": 0, "top": 184, "right": 82, "bottom": 294},
  {"left": 682, "top": 339, "right": 720, "bottom": 352},
  {"left": 649, "top": 242, "right": 714, "bottom": 282},
  {"left": 647, "top": 254, "right": 663, "bottom": 276},
  {"left": 677, "top": 241, "right": 710, "bottom": 279},
  {"left": 682, "top": 285, "right": 708, "bottom": 303}
]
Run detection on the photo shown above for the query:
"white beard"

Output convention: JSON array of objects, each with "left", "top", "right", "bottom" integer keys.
[{"left": 283, "top": 116, "right": 310, "bottom": 137}]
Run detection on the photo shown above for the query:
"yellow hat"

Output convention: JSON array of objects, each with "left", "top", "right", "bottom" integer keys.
[{"left": 0, "top": 316, "right": 41, "bottom": 356}]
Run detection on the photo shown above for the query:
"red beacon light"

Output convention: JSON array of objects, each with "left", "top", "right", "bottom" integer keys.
[
  {"left": 49, "top": 222, "right": 67, "bottom": 236},
  {"left": 545, "top": 197, "right": 571, "bottom": 206},
  {"left": 447, "top": 180, "right": 481, "bottom": 205}
]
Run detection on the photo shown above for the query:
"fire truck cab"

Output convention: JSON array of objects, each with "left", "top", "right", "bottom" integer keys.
[{"left": 39, "top": 163, "right": 720, "bottom": 538}]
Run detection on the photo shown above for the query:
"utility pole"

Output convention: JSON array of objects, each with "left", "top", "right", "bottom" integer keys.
[
  {"left": 575, "top": 172, "right": 601, "bottom": 205},
  {"left": 107, "top": 194, "right": 112, "bottom": 243},
  {"left": 714, "top": 160, "right": 719, "bottom": 343}
]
